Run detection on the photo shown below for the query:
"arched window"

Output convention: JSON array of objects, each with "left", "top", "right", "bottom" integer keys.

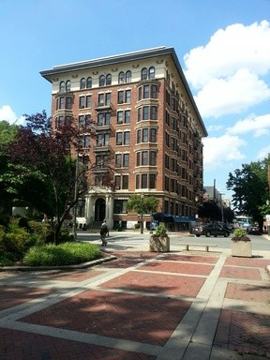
[
  {"left": 86, "top": 77, "right": 92, "bottom": 88},
  {"left": 141, "top": 68, "right": 148, "bottom": 80},
  {"left": 106, "top": 74, "right": 112, "bottom": 85},
  {"left": 59, "top": 81, "right": 65, "bottom": 93},
  {"left": 126, "top": 70, "right": 132, "bottom": 83},
  {"left": 99, "top": 75, "right": 105, "bottom": 87},
  {"left": 80, "top": 78, "right": 86, "bottom": 90},
  {"left": 148, "top": 66, "right": 155, "bottom": 79},
  {"left": 66, "top": 80, "right": 71, "bottom": 92},
  {"left": 118, "top": 71, "right": 125, "bottom": 84}
]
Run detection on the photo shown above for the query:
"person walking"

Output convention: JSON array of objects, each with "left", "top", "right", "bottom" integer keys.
[{"left": 100, "top": 220, "right": 109, "bottom": 247}]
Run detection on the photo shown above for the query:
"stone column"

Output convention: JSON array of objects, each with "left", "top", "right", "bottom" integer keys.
[{"left": 105, "top": 195, "right": 113, "bottom": 229}]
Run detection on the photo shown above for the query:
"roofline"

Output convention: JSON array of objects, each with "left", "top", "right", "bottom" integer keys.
[{"left": 40, "top": 47, "right": 207, "bottom": 136}]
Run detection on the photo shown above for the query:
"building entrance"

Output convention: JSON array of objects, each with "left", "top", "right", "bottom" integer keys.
[{"left": 95, "top": 198, "right": 106, "bottom": 221}]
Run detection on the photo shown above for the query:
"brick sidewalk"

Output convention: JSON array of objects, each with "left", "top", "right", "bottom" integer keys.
[{"left": 0, "top": 251, "right": 269, "bottom": 359}]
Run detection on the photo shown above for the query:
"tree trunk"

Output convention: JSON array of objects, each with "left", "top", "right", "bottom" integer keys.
[{"left": 140, "top": 213, "right": 144, "bottom": 234}]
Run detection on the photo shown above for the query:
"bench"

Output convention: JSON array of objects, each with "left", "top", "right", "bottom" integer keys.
[{"left": 183, "top": 244, "right": 217, "bottom": 252}]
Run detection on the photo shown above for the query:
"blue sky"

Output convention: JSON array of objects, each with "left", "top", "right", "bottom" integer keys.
[{"left": 1, "top": 0, "right": 270, "bottom": 198}]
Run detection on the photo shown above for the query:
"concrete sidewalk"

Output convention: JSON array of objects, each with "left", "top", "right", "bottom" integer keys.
[{"left": 0, "top": 248, "right": 269, "bottom": 359}]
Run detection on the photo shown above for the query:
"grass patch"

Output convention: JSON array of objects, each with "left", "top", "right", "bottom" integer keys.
[{"left": 23, "top": 242, "right": 102, "bottom": 266}]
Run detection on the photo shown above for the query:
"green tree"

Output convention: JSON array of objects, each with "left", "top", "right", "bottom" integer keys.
[
  {"left": 127, "top": 195, "right": 159, "bottom": 234},
  {"left": 227, "top": 158, "right": 269, "bottom": 229}
]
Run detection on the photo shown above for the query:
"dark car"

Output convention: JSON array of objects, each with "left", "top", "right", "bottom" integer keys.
[
  {"left": 248, "top": 225, "right": 261, "bottom": 235},
  {"left": 193, "top": 223, "right": 230, "bottom": 237}
]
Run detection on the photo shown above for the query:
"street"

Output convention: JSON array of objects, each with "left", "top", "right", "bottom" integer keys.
[{"left": 77, "top": 231, "right": 270, "bottom": 252}]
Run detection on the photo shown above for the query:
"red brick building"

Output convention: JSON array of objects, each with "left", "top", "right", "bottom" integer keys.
[{"left": 41, "top": 47, "right": 207, "bottom": 229}]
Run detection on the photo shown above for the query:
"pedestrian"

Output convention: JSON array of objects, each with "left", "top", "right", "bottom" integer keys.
[{"left": 100, "top": 220, "right": 109, "bottom": 247}]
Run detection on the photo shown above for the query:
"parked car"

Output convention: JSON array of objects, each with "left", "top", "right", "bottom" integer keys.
[
  {"left": 193, "top": 223, "right": 230, "bottom": 237},
  {"left": 248, "top": 225, "right": 261, "bottom": 235}
]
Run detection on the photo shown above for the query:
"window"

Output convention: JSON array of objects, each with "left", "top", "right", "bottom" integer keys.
[
  {"left": 66, "top": 96, "right": 72, "bottom": 109},
  {"left": 116, "top": 131, "right": 130, "bottom": 145},
  {"left": 126, "top": 70, "right": 132, "bottom": 83},
  {"left": 59, "top": 97, "right": 65, "bottom": 109},
  {"left": 136, "top": 174, "right": 140, "bottom": 189},
  {"left": 149, "top": 174, "right": 156, "bottom": 188},
  {"left": 122, "top": 175, "right": 129, "bottom": 189},
  {"left": 55, "top": 116, "right": 64, "bottom": 128},
  {"left": 124, "top": 110, "right": 131, "bottom": 124},
  {"left": 137, "top": 129, "right": 142, "bottom": 143},
  {"left": 118, "top": 90, "right": 131, "bottom": 104},
  {"left": 141, "top": 151, "right": 148, "bottom": 165},
  {"left": 106, "top": 74, "right": 112, "bottom": 85},
  {"left": 115, "top": 175, "right": 121, "bottom": 190},
  {"left": 165, "top": 176, "right": 169, "bottom": 191},
  {"left": 150, "top": 128, "right": 157, "bottom": 142},
  {"left": 96, "top": 133, "right": 109, "bottom": 146},
  {"left": 115, "top": 154, "right": 122, "bottom": 167},
  {"left": 136, "top": 152, "right": 140, "bottom": 166},
  {"left": 78, "top": 114, "right": 91, "bottom": 128},
  {"left": 165, "top": 132, "right": 170, "bottom": 147},
  {"left": 141, "top": 67, "right": 148, "bottom": 80},
  {"left": 148, "top": 67, "right": 155, "bottom": 79},
  {"left": 151, "top": 84, "right": 158, "bottom": 98},
  {"left": 141, "top": 174, "right": 147, "bottom": 188},
  {"left": 86, "top": 77, "right": 92, "bottom": 88},
  {"left": 80, "top": 78, "right": 86, "bottom": 89},
  {"left": 118, "top": 71, "right": 125, "bottom": 84},
  {"left": 143, "top": 106, "right": 149, "bottom": 120},
  {"left": 143, "top": 85, "right": 150, "bottom": 98},
  {"left": 98, "top": 93, "right": 111, "bottom": 106},
  {"left": 86, "top": 95, "right": 91, "bottom": 108},
  {"left": 99, "top": 75, "right": 105, "bottom": 87},
  {"left": 97, "top": 112, "right": 110, "bottom": 126},
  {"left": 142, "top": 128, "right": 148, "bottom": 142},
  {"left": 80, "top": 135, "right": 90, "bottom": 148},
  {"left": 114, "top": 200, "right": 127, "bottom": 214},
  {"left": 138, "top": 84, "right": 158, "bottom": 100},
  {"left": 116, "top": 132, "right": 123, "bottom": 145},
  {"left": 79, "top": 96, "right": 85, "bottom": 109},
  {"left": 123, "top": 153, "right": 129, "bottom": 167},
  {"left": 66, "top": 80, "right": 71, "bottom": 92},
  {"left": 149, "top": 151, "right": 157, "bottom": 165},
  {"left": 165, "top": 154, "right": 170, "bottom": 169},
  {"left": 59, "top": 81, "right": 65, "bottom": 93},
  {"left": 96, "top": 154, "right": 108, "bottom": 166},
  {"left": 124, "top": 131, "right": 130, "bottom": 145}
]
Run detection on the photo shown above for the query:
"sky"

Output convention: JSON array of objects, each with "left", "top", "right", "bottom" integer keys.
[{"left": 1, "top": 0, "right": 270, "bottom": 198}]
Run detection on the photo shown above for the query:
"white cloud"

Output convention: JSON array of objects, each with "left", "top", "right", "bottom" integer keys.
[
  {"left": 195, "top": 69, "right": 270, "bottom": 118},
  {"left": 184, "top": 20, "right": 270, "bottom": 89},
  {"left": 227, "top": 113, "right": 270, "bottom": 137},
  {"left": 257, "top": 145, "right": 270, "bottom": 160},
  {"left": 207, "top": 124, "right": 224, "bottom": 132},
  {"left": 203, "top": 134, "right": 246, "bottom": 168},
  {"left": 0, "top": 105, "right": 25, "bottom": 125}
]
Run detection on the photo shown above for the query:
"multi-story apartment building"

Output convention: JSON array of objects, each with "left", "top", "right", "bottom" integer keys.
[{"left": 41, "top": 47, "right": 207, "bottom": 229}]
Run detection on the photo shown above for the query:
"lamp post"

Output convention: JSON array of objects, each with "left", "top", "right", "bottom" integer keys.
[{"left": 220, "top": 193, "right": 226, "bottom": 223}]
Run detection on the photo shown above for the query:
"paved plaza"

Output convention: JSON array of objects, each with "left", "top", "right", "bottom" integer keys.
[{"left": 0, "top": 237, "right": 270, "bottom": 359}]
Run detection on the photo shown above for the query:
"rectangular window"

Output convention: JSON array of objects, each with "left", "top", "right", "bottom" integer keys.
[
  {"left": 78, "top": 115, "right": 85, "bottom": 128},
  {"left": 115, "top": 154, "right": 122, "bottom": 168},
  {"left": 98, "top": 94, "right": 104, "bottom": 106},
  {"left": 117, "top": 111, "right": 123, "bottom": 124},
  {"left": 137, "top": 129, "right": 142, "bottom": 143},
  {"left": 165, "top": 176, "right": 169, "bottom": 191},
  {"left": 164, "top": 200, "right": 169, "bottom": 213},
  {"left": 79, "top": 96, "right": 85, "bottom": 109},
  {"left": 165, "top": 132, "right": 170, "bottom": 147},
  {"left": 105, "top": 93, "right": 111, "bottom": 105},
  {"left": 142, "top": 128, "right": 148, "bottom": 142},
  {"left": 149, "top": 151, "right": 157, "bottom": 166},
  {"left": 150, "top": 106, "right": 157, "bottom": 120},
  {"left": 114, "top": 200, "right": 127, "bottom": 214},
  {"left": 141, "top": 174, "right": 147, "bottom": 188},
  {"left": 136, "top": 152, "right": 140, "bottom": 166},
  {"left": 136, "top": 174, "right": 140, "bottom": 189},
  {"left": 150, "top": 128, "right": 157, "bottom": 142},
  {"left": 151, "top": 84, "right": 158, "bottom": 98},
  {"left": 138, "top": 87, "right": 142, "bottom": 100},
  {"left": 59, "top": 97, "right": 65, "bottom": 109},
  {"left": 125, "top": 110, "right": 131, "bottom": 124},
  {"left": 86, "top": 95, "right": 91, "bottom": 108},
  {"left": 80, "top": 135, "right": 90, "bottom": 148},
  {"left": 141, "top": 151, "right": 148, "bottom": 165},
  {"left": 149, "top": 174, "right": 156, "bottom": 189},
  {"left": 123, "top": 153, "right": 129, "bottom": 167},
  {"left": 122, "top": 175, "right": 129, "bottom": 189},
  {"left": 116, "top": 132, "right": 123, "bottom": 145},
  {"left": 165, "top": 154, "right": 170, "bottom": 169},
  {"left": 143, "top": 85, "right": 150, "bottom": 98},
  {"left": 115, "top": 175, "right": 121, "bottom": 190},
  {"left": 124, "top": 131, "right": 130, "bottom": 145},
  {"left": 125, "top": 90, "right": 131, "bottom": 104},
  {"left": 66, "top": 97, "right": 72, "bottom": 109},
  {"left": 143, "top": 106, "right": 149, "bottom": 120},
  {"left": 137, "top": 108, "right": 142, "bottom": 122},
  {"left": 118, "top": 91, "right": 124, "bottom": 104}
]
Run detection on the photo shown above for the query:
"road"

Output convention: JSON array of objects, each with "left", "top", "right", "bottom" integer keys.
[{"left": 77, "top": 231, "right": 270, "bottom": 252}]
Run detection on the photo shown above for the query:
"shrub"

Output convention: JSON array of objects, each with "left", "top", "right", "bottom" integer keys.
[
  {"left": 154, "top": 223, "right": 168, "bottom": 237},
  {"left": 28, "top": 220, "right": 52, "bottom": 244},
  {"left": 0, "top": 252, "right": 15, "bottom": 266},
  {"left": 232, "top": 228, "right": 251, "bottom": 242},
  {"left": 134, "top": 223, "right": 140, "bottom": 229},
  {"left": 23, "top": 242, "right": 102, "bottom": 266}
]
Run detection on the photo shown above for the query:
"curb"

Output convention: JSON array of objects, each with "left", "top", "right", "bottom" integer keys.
[{"left": 0, "top": 254, "right": 117, "bottom": 272}]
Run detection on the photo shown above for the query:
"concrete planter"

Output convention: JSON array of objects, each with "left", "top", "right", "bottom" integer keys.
[
  {"left": 149, "top": 235, "right": 170, "bottom": 252},
  {"left": 231, "top": 239, "right": 252, "bottom": 257}
]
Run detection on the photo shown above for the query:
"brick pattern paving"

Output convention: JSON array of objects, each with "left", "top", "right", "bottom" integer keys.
[
  {"left": 0, "top": 286, "right": 52, "bottom": 311},
  {"left": 101, "top": 270, "right": 205, "bottom": 297},
  {"left": 100, "top": 252, "right": 158, "bottom": 268},
  {"left": 0, "top": 328, "right": 155, "bottom": 360},
  {"left": 139, "top": 261, "right": 214, "bottom": 275},
  {"left": 220, "top": 266, "right": 262, "bottom": 280},
  {"left": 225, "top": 257, "right": 270, "bottom": 268},
  {"left": 29, "top": 269, "right": 104, "bottom": 282},
  {"left": 225, "top": 282, "right": 270, "bottom": 303},
  {"left": 21, "top": 289, "right": 191, "bottom": 345},
  {"left": 214, "top": 309, "right": 270, "bottom": 357},
  {"left": 161, "top": 254, "right": 219, "bottom": 264}
]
